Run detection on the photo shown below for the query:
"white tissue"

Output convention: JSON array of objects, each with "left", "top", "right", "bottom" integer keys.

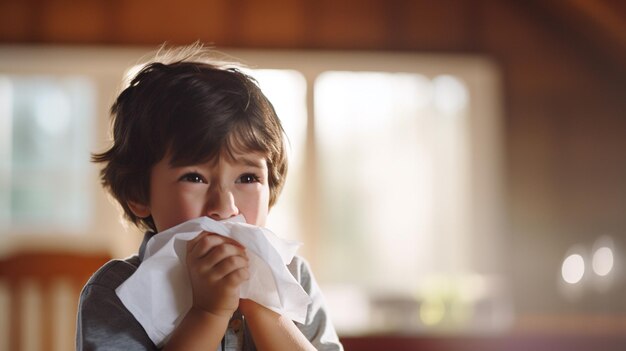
[{"left": 115, "top": 216, "right": 312, "bottom": 347}]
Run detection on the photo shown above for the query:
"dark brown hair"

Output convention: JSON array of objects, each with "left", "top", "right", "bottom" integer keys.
[{"left": 93, "top": 47, "right": 288, "bottom": 232}]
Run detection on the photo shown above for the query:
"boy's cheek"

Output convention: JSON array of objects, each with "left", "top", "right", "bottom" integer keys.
[
  {"left": 240, "top": 206, "right": 267, "bottom": 226},
  {"left": 239, "top": 200, "right": 269, "bottom": 227},
  {"left": 152, "top": 204, "right": 203, "bottom": 232}
]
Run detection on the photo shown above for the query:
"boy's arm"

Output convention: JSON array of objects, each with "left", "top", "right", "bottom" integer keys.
[
  {"left": 239, "top": 299, "right": 317, "bottom": 351},
  {"left": 248, "top": 256, "right": 343, "bottom": 351},
  {"left": 164, "top": 232, "right": 249, "bottom": 351},
  {"left": 161, "top": 307, "right": 229, "bottom": 351}
]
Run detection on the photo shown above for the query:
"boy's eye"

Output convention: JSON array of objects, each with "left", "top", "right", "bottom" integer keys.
[
  {"left": 236, "top": 173, "right": 260, "bottom": 184},
  {"left": 179, "top": 172, "right": 206, "bottom": 183}
]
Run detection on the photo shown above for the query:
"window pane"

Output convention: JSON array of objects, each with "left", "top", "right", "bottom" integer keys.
[
  {"left": 0, "top": 76, "right": 96, "bottom": 233},
  {"left": 315, "top": 71, "right": 496, "bottom": 333},
  {"left": 315, "top": 71, "right": 471, "bottom": 284}
]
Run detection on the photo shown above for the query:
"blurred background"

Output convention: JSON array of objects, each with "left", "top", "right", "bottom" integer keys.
[{"left": 0, "top": 0, "right": 625, "bottom": 350}]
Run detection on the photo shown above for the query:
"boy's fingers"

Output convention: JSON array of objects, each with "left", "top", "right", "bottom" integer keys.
[
  {"left": 187, "top": 232, "right": 222, "bottom": 257},
  {"left": 217, "top": 234, "right": 245, "bottom": 249},
  {"left": 212, "top": 256, "right": 250, "bottom": 282},
  {"left": 223, "top": 267, "right": 250, "bottom": 287},
  {"left": 198, "top": 243, "right": 248, "bottom": 273},
  {"left": 187, "top": 231, "right": 209, "bottom": 252},
  {"left": 187, "top": 231, "right": 245, "bottom": 256}
]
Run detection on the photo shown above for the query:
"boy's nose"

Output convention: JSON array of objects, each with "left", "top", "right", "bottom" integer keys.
[{"left": 206, "top": 187, "right": 239, "bottom": 221}]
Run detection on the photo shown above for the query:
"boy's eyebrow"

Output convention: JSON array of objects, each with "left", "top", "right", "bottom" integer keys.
[{"left": 235, "top": 156, "right": 266, "bottom": 168}]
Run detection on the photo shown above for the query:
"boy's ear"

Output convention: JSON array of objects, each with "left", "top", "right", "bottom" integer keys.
[{"left": 128, "top": 200, "right": 151, "bottom": 218}]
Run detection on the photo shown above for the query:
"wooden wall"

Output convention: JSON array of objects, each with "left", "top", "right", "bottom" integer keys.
[{"left": 1, "top": 0, "right": 626, "bottom": 329}]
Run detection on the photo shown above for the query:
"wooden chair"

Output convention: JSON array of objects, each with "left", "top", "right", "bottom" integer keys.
[{"left": 0, "top": 251, "right": 110, "bottom": 351}]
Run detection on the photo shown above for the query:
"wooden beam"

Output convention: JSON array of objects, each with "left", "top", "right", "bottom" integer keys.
[
  {"left": 525, "top": 0, "right": 626, "bottom": 77},
  {"left": 568, "top": 0, "right": 626, "bottom": 48}
]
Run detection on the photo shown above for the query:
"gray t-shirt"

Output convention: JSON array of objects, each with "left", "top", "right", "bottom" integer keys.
[{"left": 76, "top": 233, "right": 343, "bottom": 351}]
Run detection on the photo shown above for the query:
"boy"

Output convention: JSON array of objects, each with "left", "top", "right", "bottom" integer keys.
[{"left": 76, "top": 46, "right": 343, "bottom": 351}]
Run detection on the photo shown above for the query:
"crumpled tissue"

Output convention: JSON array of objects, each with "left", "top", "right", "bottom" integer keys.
[{"left": 115, "top": 215, "right": 312, "bottom": 347}]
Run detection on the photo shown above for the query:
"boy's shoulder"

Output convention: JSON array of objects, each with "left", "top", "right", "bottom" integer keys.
[
  {"left": 287, "top": 255, "right": 314, "bottom": 288},
  {"left": 84, "top": 255, "right": 141, "bottom": 291}
]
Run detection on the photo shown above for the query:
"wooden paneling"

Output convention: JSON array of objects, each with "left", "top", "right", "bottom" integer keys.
[
  {"left": 302, "top": 0, "right": 389, "bottom": 49},
  {"left": 227, "top": 0, "right": 309, "bottom": 47},
  {"left": 0, "top": 0, "right": 486, "bottom": 50},
  {"left": 112, "top": 0, "right": 225, "bottom": 45},
  {"left": 0, "top": 251, "right": 111, "bottom": 351}
]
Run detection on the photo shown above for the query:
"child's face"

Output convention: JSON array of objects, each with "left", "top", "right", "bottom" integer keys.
[{"left": 132, "top": 150, "right": 271, "bottom": 232}]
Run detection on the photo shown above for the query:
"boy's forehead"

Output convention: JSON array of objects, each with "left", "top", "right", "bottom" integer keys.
[
  {"left": 165, "top": 148, "right": 267, "bottom": 168},
  {"left": 223, "top": 150, "right": 268, "bottom": 169},
  {"left": 233, "top": 153, "right": 267, "bottom": 168}
]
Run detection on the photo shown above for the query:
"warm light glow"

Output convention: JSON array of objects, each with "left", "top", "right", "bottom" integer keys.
[
  {"left": 561, "top": 254, "right": 585, "bottom": 284},
  {"left": 592, "top": 247, "right": 614, "bottom": 277},
  {"left": 420, "top": 297, "right": 446, "bottom": 326},
  {"left": 123, "top": 64, "right": 144, "bottom": 87}
]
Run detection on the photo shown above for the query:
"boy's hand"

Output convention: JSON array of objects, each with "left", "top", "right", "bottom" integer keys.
[{"left": 186, "top": 232, "right": 249, "bottom": 318}]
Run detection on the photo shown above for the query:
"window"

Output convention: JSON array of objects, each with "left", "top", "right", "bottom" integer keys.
[
  {"left": 0, "top": 75, "right": 96, "bottom": 233},
  {"left": 315, "top": 71, "right": 471, "bottom": 289}
]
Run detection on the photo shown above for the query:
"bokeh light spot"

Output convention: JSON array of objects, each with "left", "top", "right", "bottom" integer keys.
[
  {"left": 592, "top": 247, "right": 614, "bottom": 277},
  {"left": 420, "top": 297, "right": 445, "bottom": 326},
  {"left": 561, "top": 254, "right": 585, "bottom": 284}
]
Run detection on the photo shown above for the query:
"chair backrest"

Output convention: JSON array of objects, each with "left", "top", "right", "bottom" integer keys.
[{"left": 0, "top": 251, "right": 110, "bottom": 351}]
